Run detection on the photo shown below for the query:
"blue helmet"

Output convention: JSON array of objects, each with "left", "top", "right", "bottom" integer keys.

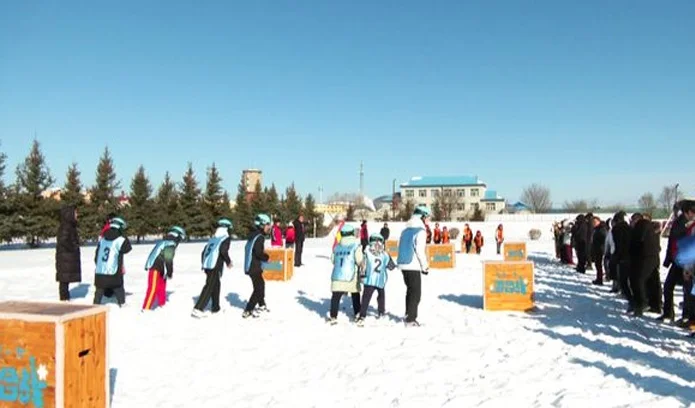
[
  {"left": 254, "top": 213, "right": 272, "bottom": 227},
  {"left": 218, "top": 218, "right": 233, "bottom": 229},
  {"left": 368, "top": 233, "right": 384, "bottom": 244},
  {"left": 413, "top": 206, "right": 431, "bottom": 218},
  {"left": 110, "top": 217, "right": 127, "bottom": 229},
  {"left": 340, "top": 224, "right": 355, "bottom": 236},
  {"left": 168, "top": 226, "right": 186, "bottom": 240}
]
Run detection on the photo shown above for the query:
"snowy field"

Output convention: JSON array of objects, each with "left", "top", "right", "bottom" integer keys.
[{"left": 1, "top": 226, "right": 695, "bottom": 407}]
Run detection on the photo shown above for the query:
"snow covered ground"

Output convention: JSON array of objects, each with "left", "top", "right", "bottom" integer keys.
[{"left": 1, "top": 230, "right": 694, "bottom": 407}]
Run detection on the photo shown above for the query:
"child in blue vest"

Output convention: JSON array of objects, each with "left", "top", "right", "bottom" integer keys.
[
  {"left": 142, "top": 226, "right": 185, "bottom": 311},
  {"left": 243, "top": 214, "right": 272, "bottom": 319},
  {"left": 329, "top": 224, "right": 363, "bottom": 325},
  {"left": 356, "top": 233, "right": 396, "bottom": 326},
  {"left": 192, "top": 219, "right": 232, "bottom": 318},
  {"left": 94, "top": 217, "right": 132, "bottom": 307}
]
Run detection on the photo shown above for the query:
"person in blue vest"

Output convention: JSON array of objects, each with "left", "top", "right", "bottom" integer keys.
[
  {"left": 93, "top": 217, "right": 132, "bottom": 306},
  {"left": 356, "top": 233, "right": 396, "bottom": 326},
  {"left": 243, "top": 214, "right": 272, "bottom": 318},
  {"left": 397, "top": 205, "right": 430, "bottom": 327},
  {"left": 192, "top": 218, "right": 233, "bottom": 318},
  {"left": 329, "top": 224, "right": 363, "bottom": 325},
  {"left": 142, "top": 226, "right": 186, "bottom": 311}
]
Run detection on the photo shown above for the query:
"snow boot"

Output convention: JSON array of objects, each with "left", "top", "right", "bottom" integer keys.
[
  {"left": 327, "top": 317, "right": 338, "bottom": 325},
  {"left": 656, "top": 312, "right": 675, "bottom": 322},
  {"left": 242, "top": 310, "right": 260, "bottom": 319},
  {"left": 191, "top": 309, "right": 208, "bottom": 319},
  {"left": 355, "top": 317, "right": 365, "bottom": 327},
  {"left": 404, "top": 321, "right": 421, "bottom": 327},
  {"left": 257, "top": 305, "right": 270, "bottom": 313}
]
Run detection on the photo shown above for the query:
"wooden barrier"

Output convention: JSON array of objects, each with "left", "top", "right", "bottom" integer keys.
[
  {"left": 426, "top": 244, "right": 456, "bottom": 269},
  {"left": 483, "top": 261, "right": 534, "bottom": 311},
  {"left": 503, "top": 242, "right": 527, "bottom": 261},
  {"left": 386, "top": 240, "right": 399, "bottom": 259},
  {"left": 263, "top": 248, "right": 295, "bottom": 281},
  {"left": 0, "top": 301, "right": 109, "bottom": 408}
]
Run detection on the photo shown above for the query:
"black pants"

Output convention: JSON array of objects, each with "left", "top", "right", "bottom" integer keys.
[
  {"left": 402, "top": 270, "right": 422, "bottom": 323},
  {"left": 575, "top": 243, "right": 587, "bottom": 273},
  {"left": 594, "top": 253, "right": 604, "bottom": 283},
  {"left": 330, "top": 291, "right": 361, "bottom": 319},
  {"left": 607, "top": 257, "right": 618, "bottom": 281},
  {"left": 475, "top": 246, "right": 482, "bottom": 254},
  {"left": 94, "top": 287, "right": 125, "bottom": 306},
  {"left": 359, "top": 285, "right": 385, "bottom": 318},
  {"left": 496, "top": 241, "right": 502, "bottom": 255},
  {"left": 361, "top": 239, "right": 368, "bottom": 253},
  {"left": 646, "top": 267, "right": 663, "bottom": 311},
  {"left": 245, "top": 272, "right": 266, "bottom": 312},
  {"left": 684, "top": 278, "right": 695, "bottom": 320},
  {"left": 59, "top": 282, "right": 70, "bottom": 301},
  {"left": 194, "top": 270, "right": 221, "bottom": 313},
  {"left": 465, "top": 242, "right": 472, "bottom": 253},
  {"left": 630, "top": 258, "right": 659, "bottom": 311},
  {"left": 618, "top": 260, "right": 633, "bottom": 303},
  {"left": 294, "top": 241, "right": 304, "bottom": 266},
  {"left": 663, "top": 265, "right": 683, "bottom": 317}
]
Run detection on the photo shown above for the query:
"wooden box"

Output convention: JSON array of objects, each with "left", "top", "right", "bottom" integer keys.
[
  {"left": 483, "top": 261, "right": 535, "bottom": 311},
  {"left": 385, "top": 240, "right": 399, "bottom": 260},
  {"left": 426, "top": 243, "right": 456, "bottom": 269},
  {"left": 0, "top": 301, "right": 109, "bottom": 408},
  {"left": 503, "top": 242, "right": 527, "bottom": 261},
  {"left": 263, "top": 248, "right": 295, "bottom": 281}
]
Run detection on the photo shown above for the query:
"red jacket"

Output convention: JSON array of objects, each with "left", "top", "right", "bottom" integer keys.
[
  {"left": 360, "top": 225, "right": 368, "bottom": 240},
  {"left": 271, "top": 225, "right": 283, "bottom": 246},
  {"left": 286, "top": 227, "right": 296, "bottom": 244}
]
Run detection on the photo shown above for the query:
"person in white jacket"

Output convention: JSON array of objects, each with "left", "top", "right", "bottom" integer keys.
[{"left": 397, "top": 205, "right": 430, "bottom": 327}]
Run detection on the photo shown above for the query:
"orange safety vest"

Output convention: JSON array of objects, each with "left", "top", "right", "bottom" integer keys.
[
  {"left": 496, "top": 229, "right": 504, "bottom": 242},
  {"left": 474, "top": 234, "right": 484, "bottom": 247},
  {"left": 442, "top": 230, "right": 450, "bottom": 244}
]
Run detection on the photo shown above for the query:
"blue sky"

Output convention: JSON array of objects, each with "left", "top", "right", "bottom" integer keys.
[{"left": 1, "top": 1, "right": 693, "bottom": 206}]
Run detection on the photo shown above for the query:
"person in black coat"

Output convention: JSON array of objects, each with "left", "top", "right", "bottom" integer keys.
[
  {"left": 380, "top": 223, "right": 390, "bottom": 241},
  {"left": 590, "top": 217, "right": 607, "bottom": 285},
  {"left": 660, "top": 210, "right": 688, "bottom": 321},
  {"left": 628, "top": 213, "right": 661, "bottom": 316},
  {"left": 573, "top": 214, "right": 588, "bottom": 273},
  {"left": 585, "top": 212, "right": 595, "bottom": 270},
  {"left": 55, "top": 205, "right": 82, "bottom": 301},
  {"left": 293, "top": 214, "right": 306, "bottom": 267},
  {"left": 243, "top": 214, "right": 272, "bottom": 318},
  {"left": 611, "top": 211, "right": 632, "bottom": 302}
]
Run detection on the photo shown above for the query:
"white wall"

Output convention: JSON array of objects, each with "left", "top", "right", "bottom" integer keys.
[{"left": 486, "top": 213, "right": 619, "bottom": 222}]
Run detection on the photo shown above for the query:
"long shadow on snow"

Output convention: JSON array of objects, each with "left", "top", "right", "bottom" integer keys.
[
  {"left": 439, "top": 293, "right": 483, "bottom": 309},
  {"left": 69, "top": 283, "right": 91, "bottom": 299},
  {"left": 527, "top": 253, "right": 695, "bottom": 403},
  {"left": 225, "top": 293, "right": 247, "bottom": 310},
  {"left": 295, "top": 290, "right": 401, "bottom": 322},
  {"left": 109, "top": 368, "right": 117, "bottom": 406}
]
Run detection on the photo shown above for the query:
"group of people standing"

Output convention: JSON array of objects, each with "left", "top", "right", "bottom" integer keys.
[
  {"left": 552, "top": 201, "right": 695, "bottom": 336},
  {"left": 270, "top": 215, "right": 306, "bottom": 267}
]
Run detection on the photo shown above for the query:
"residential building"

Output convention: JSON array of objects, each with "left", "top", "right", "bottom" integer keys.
[
  {"left": 241, "top": 169, "right": 262, "bottom": 201},
  {"left": 399, "top": 176, "right": 505, "bottom": 220}
]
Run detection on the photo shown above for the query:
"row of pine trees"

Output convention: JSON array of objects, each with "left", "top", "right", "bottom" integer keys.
[{"left": 0, "top": 140, "right": 324, "bottom": 247}]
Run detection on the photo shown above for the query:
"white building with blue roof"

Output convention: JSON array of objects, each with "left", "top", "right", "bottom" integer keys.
[{"left": 399, "top": 176, "right": 505, "bottom": 220}]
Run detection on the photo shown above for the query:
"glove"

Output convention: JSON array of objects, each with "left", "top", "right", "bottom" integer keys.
[
  {"left": 421, "top": 269, "right": 429, "bottom": 275},
  {"left": 663, "top": 260, "right": 671, "bottom": 268}
]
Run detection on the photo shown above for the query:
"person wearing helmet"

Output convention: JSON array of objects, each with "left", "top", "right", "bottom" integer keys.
[
  {"left": 192, "top": 219, "right": 233, "bottom": 318},
  {"left": 355, "top": 233, "right": 396, "bottom": 326},
  {"left": 242, "top": 214, "right": 272, "bottom": 318},
  {"left": 142, "top": 226, "right": 186, "bottom": 311},
  {"left": 328, "top": 223, "right": 363, "bottom": 325},
  {"left": 93, "top": 216, "right": 132, "bottom": 307},
  {"left": 397, "top": 205, "right": 430, "bottom": 327}
]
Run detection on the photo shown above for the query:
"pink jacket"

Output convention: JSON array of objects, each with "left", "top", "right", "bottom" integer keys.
[{"left": 271, "top": 225, "right": 283, "bottom": 246}]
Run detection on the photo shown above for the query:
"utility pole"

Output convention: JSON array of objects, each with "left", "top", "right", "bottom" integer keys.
[
  {"left": 675, "top": 183, "right": 680, "bottom": 210},
  {"left": 318, "top": 185, "right": 323, "bottom": 204},
  {"left": 359, "top": 161, "right": 364, "bottom": 198}
]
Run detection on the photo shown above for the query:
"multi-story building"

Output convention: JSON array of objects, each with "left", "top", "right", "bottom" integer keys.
[
  {"left": 399, "top": 176, "right": 505, "bottom": 220},
  {"left": 241, "top": 169, "right": 262, "bottom": 201}
]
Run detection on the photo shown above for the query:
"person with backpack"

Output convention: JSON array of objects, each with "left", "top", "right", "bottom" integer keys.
[
  {"left": 356, "top": 233, "right": 396, "bottom": 326},
  {"left": 93, "top": 217, "right": 132, "bottom": 306},
  {"left": 192, "top": 219, "right": 233, "bottom": 318},
  {"left": 142, "top": 226, "right": 186, "bottom": 311},
  {"left": 397, "top": 206, "right": 430, "bottom": 327},
  {"left": 243, "top": 214, "right": 272, "bottom": 319}
]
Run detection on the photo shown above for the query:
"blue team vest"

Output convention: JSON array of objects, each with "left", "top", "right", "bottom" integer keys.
[
  {"left": 398, "top": 227, "right": 423, "bottom": 265},
  {"left": 145, "top": 240, "right": 177, "bottom": 276},
  {"left": 202, "top": 235, "right": 228, "bottom": 270},
  {"left": 363, "top": 251, "right": 391, "bottom": 289},
  {"left": 244, "top": 233, "right": 264, "bottom": 274},
  {"left": 332, "top": 243, "right": 358, "bottom": 282},
  {"left": 95, "top": 237, "right": 126, "bottom": 276}
]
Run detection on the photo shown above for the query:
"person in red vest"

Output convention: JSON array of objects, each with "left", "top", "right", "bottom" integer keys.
[
  {"left": 271, "top": 219, "right": 283, "bottom": 247},
  {"left": 285, "top": 222, "right": 296, "bottom": 249},
  {"left": 442, "top": 226, "right": 450, "bottom": 244},
  {"left": 474, "top": 231, "right": 484, "bottom": 254},
  {"left": 360, "top": 220, "right": 369, "bottom": 252},
  {"left": 433, "top": 223, "right": 442, "bottom": 244}
]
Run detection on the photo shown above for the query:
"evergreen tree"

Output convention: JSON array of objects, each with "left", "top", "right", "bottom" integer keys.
[
  {"left": 250, "top": 180, "right": 268, "bottom": 218},
  {"left": 398, "top": 200, "right": 415, "bottom": 221},
  {"left": 283, "top": 183, "right": 303, "bottom": 223},
  {"left": 431, "top": 195, "right": 443, "bottom": 221},
  {"left": 126, "top": 165, "right": 154, "bottom": 243},
  {"left": 232, "top": 182, "right": 253, "bottom": 239},
  {"left": 303, "top": 193, "right": 323, "bottom": 237},
  {"left": 0, "top": 142, "right": 6, "bottom": 194},
  {"left": 154, "top": 172, "right": 179, "bottom": 234},
  {"left": 265, "top": 184, "right": 280, "bottom": 220},
  {"left": 382, "top": 210, "right": 390, "bottom": 222},
  {"left": 14, "top": 139, "right": 56, "bottom": 247},
  {"left": 179, "top": 163, "right": 208, "bottom": 239},
  {"left": 84, "top": 147, "right": 121, "bottom": 238},
  {"left": 0, "top": 143, "right": 13, "bottom": 242},
  {"left": 203, "top": 163, "right": 226, "bottom": 228},
  {"left": 61, "top": 163, "right": 84, "bottom": 207}
]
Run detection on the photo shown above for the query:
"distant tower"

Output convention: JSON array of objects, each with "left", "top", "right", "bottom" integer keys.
[
  {"left": 241, "top": 169, "right": 263, "bottom": 202},
  {"left": 359, "top": 161, "right": 364, "bottom": 197}
]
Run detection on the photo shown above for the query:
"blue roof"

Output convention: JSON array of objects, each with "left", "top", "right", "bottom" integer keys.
[
  {"left": 400, "top": 176, "right": 482, "bottom": 188},
  {"left": 512, "top": 201, "right": 531, "bottom": 210},
  {"left": 482, "top": 190, "right": 504, "bottom": 201}
]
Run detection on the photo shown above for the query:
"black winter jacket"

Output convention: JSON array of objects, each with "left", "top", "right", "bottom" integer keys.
[
  {"left": 629, "top": 219, "right": 660, "bottom": 260},
  {"left": 246, "top": 229, "right": 270, "bottom": 275},
  {"left": 664, "top": 214, "right": 687, "bottom": 268},
  {"left": 612, "top": 221, "right": 631, "bottom": 262},
  {"left": 380, "top": 227, "right": 390, "bottom": 241},
  {"left": 591, "top": 223, "right": 607, "bottom": 259},
  {"left": 55, "top": 206, "right": 82, "bottom": 283}
]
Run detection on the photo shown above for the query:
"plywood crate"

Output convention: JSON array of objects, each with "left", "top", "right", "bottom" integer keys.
[
  {"left": 483, "top": 261, "right": 535, "bottom": 311},
  {"left": 426, "top": 243, "right": 456, "bottom": 269},
  {"left": 0, "top": 301, "right": 109, "bottom": 408},
  {"left": 385, "top": 240, "right": 399, "bottom": 260},
  {"left": 263, "top": 248, "right": 295, "bottom": 281},
  {"left": 503, "top": 242, "right": 527, "bottom": 261}
]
